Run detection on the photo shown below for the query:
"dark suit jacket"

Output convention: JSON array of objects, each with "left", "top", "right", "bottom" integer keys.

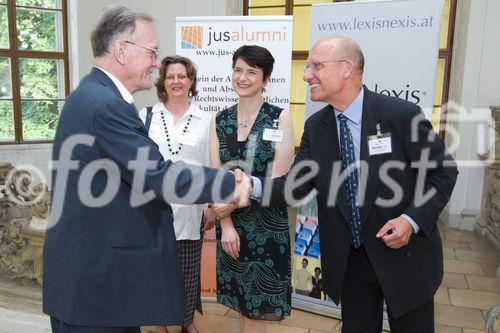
[
  {"left": 43, "top": 68, "right": 235, "bottom": 326},
  {"left": 268, "top": 86, "right": 458, "bottom": 318}
]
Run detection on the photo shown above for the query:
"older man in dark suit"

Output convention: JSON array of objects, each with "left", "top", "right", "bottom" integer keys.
[
  {"left": 43, "top": 6, "right": 250, "bottom": 333},
  {"left": 260, "top": 36, "right": 458, "bottom": 332}
]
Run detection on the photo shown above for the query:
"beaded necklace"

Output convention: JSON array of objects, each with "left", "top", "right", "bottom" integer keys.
[{"left": 159, "top": 110, "right": 193, "bottom": 155}]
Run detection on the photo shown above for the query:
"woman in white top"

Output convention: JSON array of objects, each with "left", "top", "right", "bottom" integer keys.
[{"left": 139, "top": 55, "right": 213, "bottom": 333}]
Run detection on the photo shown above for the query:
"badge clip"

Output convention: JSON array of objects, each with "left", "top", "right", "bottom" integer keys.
[{"left": 376, "top": 123, "right": 383, "bottom": 138}]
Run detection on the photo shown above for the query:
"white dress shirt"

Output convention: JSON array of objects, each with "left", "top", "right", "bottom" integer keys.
[
  {"left": 333, "top": 89, "right": 418, "bottom": 233},
  {"left": 95, "top": 67, "right": 134, "bottom": 104},
  {"left": 139, "top": 102, "right": 212, "bottom": 240}
]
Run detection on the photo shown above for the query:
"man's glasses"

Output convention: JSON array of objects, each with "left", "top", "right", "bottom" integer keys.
[
  {"left": 303, "top": 60, "right": 347, "bottom": 73},
  {"left": 124, "top": 40, "right": 159, "bottom": 59}
]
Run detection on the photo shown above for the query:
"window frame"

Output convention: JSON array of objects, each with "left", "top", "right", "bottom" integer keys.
[
  {"left": 0, "top": 0, "right": 70, "bottom": 144},
  {"left": 437, "top": 0, "right": 456, "bottom": 139},
  {"left": 244, "top": 0, "right": 457, "bottom": 140}
]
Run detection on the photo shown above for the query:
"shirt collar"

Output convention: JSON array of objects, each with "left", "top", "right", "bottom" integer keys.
[
  {"left": 333, "top": 88, "right": 364, "bottom": 124},
  {"left": 95, "top": 66, "right": 134, "bottom": 104}
]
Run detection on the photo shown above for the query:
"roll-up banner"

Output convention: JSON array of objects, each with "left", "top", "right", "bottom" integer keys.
[
  {"left": 176, "top": 16, "right": 293, "bottom": 113},
  {"left": 306, "top": 0, "right": 444, "bottom": 121},
  {"left": 175, "top": 16, "right": 293, "bottom": 299},
  {"left": 294, "top": 0, "right": 444, "bottom": 323}
]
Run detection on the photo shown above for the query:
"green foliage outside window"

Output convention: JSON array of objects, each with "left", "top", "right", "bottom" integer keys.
[
  {"left": 0, "top": 5, "right": 8, "bottom": 48},
  {"left": 16, "top": 0, "right": 56, "bottom": 9},
  {"left": 0, "top": 0, "right": 65, "bottom": 142},
  {"left": 20, "top": 58, "right": 61, "bottom": 140},
  {"left": 21, "top": 100, "right": 59, "bottom": 139},
  {"left": 0, "top": 58, "right": 13, "bottom": 141},
  {"left": 17, "top": 8, "right": 58, "bottom": 51},
  {"left": 0, "top": 58, "right": 11, "bottom": 98},
  {"left": 0, "top": 102, "right": 14, "bottom": 141}
]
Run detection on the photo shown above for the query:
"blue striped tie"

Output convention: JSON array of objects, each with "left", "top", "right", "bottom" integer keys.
[{"left": 338, "top": 114, "right": 363, "bottom": 248}]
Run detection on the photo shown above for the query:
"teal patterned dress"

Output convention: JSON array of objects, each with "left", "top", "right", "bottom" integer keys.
[{"left": 215, "top": 102, "right": 292, "bottom": 321}]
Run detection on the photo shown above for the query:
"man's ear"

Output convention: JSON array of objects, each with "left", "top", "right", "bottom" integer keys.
[
  {"left": 343, "top": 60, "right": 354, "bottom": 79},
  {"left": 113, "top": 39, "right": 127, "bottom": 65}
]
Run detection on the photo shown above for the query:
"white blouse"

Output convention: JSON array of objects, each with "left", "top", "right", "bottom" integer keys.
[{"left": 139, "top": 102, "right": 212, "bottom": 240}]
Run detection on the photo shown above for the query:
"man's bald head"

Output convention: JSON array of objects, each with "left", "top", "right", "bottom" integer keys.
[{"left": 315, "top": 36, "right": 365, "bottom": 75}]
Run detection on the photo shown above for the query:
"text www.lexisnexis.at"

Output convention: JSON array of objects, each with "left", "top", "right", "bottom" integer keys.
[{"left": 317, "top": 15, "right": 436, "bottom": 32}]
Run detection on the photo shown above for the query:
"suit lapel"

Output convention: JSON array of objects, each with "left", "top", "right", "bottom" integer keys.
[
  {"left": 316, "top": 105, "right": 349, "bottom": 222},
  {"left": 90, "top": 67, "right": 124, "bottom": 100},
  {"left": 90, "top": 67, "right": 139, "bottom": 117},
  {"left": 359, "top": 86, "right": 385, "bottom": 226}
]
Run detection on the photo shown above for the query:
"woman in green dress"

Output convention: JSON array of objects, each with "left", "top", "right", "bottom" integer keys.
[{"left": 209, "top": 45, "right": 295, "bottom": 333}]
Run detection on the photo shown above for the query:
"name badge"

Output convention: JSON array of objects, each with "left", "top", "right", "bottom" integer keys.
[
  {"left": 263, "top": 128, "right": 284, "bottom": 142},
  {"left": 368, "top": 133, "right": 392, "bottom": 155}
]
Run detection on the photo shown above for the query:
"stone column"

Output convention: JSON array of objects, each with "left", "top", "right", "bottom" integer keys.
[{"left": 475, "top": 106, "right": 500, "bottom": 251}]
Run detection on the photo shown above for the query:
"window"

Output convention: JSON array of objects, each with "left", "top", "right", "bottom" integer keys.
[
  {"left": 0, "top": 0, "right": 69, "bottom": 144},
  {"left": 244, "top": 0, "right": 456, "bottom": 144}
]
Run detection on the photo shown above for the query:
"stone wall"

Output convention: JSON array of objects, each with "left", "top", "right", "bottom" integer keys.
[{"left": 475, "top": 106, "right": 500, "bottom": 251}]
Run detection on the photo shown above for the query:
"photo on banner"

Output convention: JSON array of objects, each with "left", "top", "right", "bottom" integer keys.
[
  {"left": 291, "top": 192, "right": 338, "bottom": 310},
  {"left": 293, "top": 195, "right": 324, "bottom": 299},
  {"left": 175, "top": 16, "right": 293, "bottom": 299}
]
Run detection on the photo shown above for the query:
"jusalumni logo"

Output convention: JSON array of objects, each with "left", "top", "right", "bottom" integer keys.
[{"left": 181, "top": 26, "right": 203, "bottom": 49}]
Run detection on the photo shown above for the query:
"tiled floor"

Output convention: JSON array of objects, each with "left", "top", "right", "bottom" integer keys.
[{"left": 142, "top": 223, "right": 500, "bottom": 333}]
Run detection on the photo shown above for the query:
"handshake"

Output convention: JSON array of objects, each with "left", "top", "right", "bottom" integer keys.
[
  {"left": 212, "top": 168, "right": 253, "bottom": 220},
  {"left": 233, "top": 168, "right": 253, "bottom": 207}
]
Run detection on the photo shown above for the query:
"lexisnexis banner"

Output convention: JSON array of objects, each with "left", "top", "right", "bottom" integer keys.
[
  {"left": 306, "top": 0, "right": 444, "bottom": 120},
  {"left": 176, "top": 16, "right": 293, "bottom": 113}
]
